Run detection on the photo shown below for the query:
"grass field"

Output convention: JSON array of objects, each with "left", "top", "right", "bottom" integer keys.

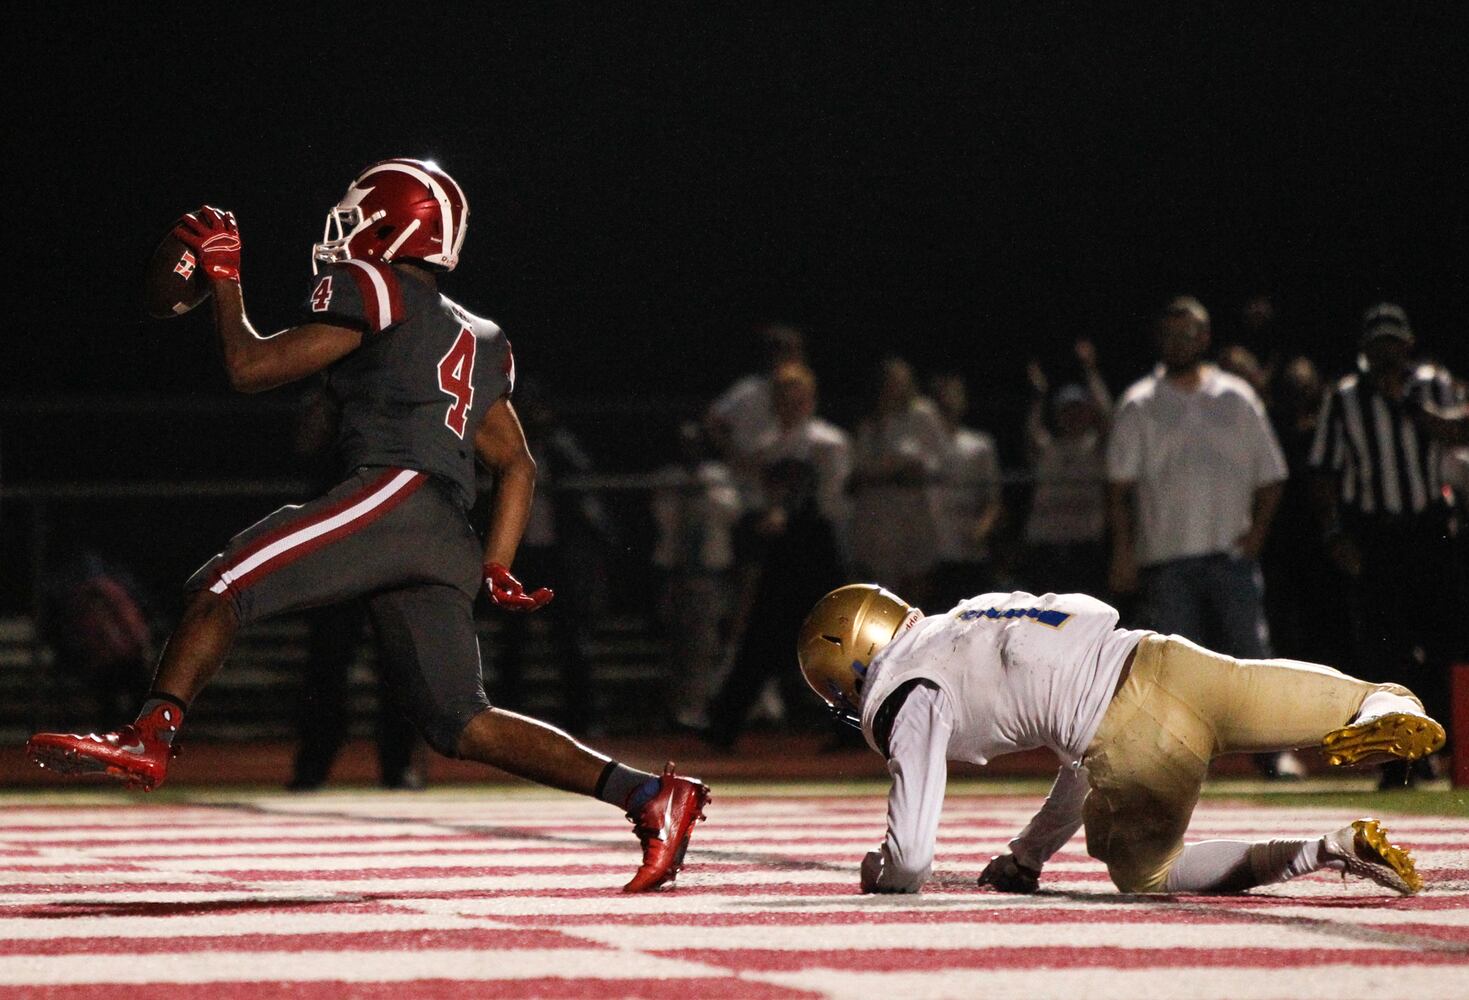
[{"left": 0, "top": 779, "right": 1464, "bottom": 998}]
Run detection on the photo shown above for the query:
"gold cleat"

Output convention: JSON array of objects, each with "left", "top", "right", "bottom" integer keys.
[
  {"left": 1320, "top": 712, "right": 1445, "bottom": 768},
  {"left": 1322, "top": 818, "right": 1422, "bottom": 895}
]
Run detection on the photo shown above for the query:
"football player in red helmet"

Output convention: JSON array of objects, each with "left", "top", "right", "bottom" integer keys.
[
  {"left": 313, "top": 158, "right": 469, "bottom": 273},
  {"left": 27, "top": 160, "right": 708, "bottom": 893}
]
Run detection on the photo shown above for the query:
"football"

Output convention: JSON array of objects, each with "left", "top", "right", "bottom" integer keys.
[{"left": 143, "top": 229, "right": 210, "bottom": 318}]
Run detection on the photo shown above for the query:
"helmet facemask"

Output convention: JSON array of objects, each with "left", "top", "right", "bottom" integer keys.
[
  {"left": 821, "top": 673, "right": 865, "bottom": 730},
  {"left": 313, "top": 188, "right": 385, "bottom": 273}
]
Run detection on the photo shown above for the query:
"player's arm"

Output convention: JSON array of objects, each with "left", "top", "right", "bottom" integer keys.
[
  {"left": 174, "top": 207, "right": 362, "bottom": 394},
  {"left": 474, "top": 396, "right": 553, "bottom": 612},
  {"left": 978, "top": 762, "right": 1090, "bottom": 893},
  {"left": 210, "top": 282, "right": 362, "bottom": 393},
  {"left": 862, "top": 682, "right": 952, "bottom": 894}
]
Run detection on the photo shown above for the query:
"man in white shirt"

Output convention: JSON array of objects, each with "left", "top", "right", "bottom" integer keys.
[
  {"left": 796, "top": 584, "right": 1444, "bottom": 897},
  {"left": 1108, "top": 296, "right": 1298, "bottom": 780},
  {"left": 1108, "top": 298, "right": 1286, "bottom": 646}
]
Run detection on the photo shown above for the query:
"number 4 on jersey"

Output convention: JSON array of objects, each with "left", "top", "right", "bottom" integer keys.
[
  {"left": 437, "top": 327, "right": 477, "bottom": 438},
  {"left": 309, "top": 275, "right": 333, "bottom": 312}
]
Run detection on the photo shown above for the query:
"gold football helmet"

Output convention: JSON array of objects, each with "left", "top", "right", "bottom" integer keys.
[{"left": 796, "top": 584, "right": 918, "bottom": 726}]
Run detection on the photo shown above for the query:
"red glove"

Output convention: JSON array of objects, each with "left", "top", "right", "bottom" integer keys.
[
  {"left": 173, "top": 206, "right": 241, "bottom": 282},
  {"left": 484, "top": 562, "right": 553, "bottom": 612}
]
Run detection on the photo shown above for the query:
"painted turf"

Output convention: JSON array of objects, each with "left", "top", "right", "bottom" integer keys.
[{"left": 0, "top": 787, "right": 1464, "bottom": 999}]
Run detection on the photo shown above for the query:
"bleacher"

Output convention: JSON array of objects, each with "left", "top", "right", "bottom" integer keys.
[{"left": 0, "top": 613, "right": 667, "bottom": 744}]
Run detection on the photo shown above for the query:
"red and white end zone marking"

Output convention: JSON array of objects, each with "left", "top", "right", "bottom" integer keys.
[{"left": 0, "top": 790, "right": 1464, "bottom": 999}]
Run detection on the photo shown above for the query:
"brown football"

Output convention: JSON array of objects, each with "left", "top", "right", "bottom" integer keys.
[{"left": 143, "top": 230, "right": 210, "bottom": 318}]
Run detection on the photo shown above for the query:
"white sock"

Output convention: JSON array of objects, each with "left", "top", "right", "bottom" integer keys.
[
  {"left": 1163, "top": 838, "right": 1329, "bottom": 893},
  {"left": 1352, "top": 689, "right": 1424, "bottom": 724},
  {"left": 1249, "top": 838, "right": 1333, "bottom": 884}
]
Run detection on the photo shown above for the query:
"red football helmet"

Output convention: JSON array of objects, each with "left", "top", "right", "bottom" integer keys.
[{"left": 312, "top": 159, "right": 469, "bottom": 272}]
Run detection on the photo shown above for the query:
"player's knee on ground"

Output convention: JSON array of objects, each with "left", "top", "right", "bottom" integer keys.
[{"left": 1084, "top": 790, "right": 1189, "bottom": 895}]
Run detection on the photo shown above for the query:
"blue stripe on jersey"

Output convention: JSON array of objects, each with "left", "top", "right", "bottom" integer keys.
[{"left": 957, "top": 606, "right": 1072, "bottom": 628}]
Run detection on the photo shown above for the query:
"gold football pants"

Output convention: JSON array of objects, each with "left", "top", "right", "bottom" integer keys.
[{"left": 1081, "top": 634, "right": 1419, "bottom": 893}]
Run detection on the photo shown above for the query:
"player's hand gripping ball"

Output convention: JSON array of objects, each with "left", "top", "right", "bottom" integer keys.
[
  {"left": 484, "top": 562, "right": 554, "bottom": 613},
  {"left": 977, "top": 853, "right": 1040, "bottom": 893},
  {"left": 173, "top": 206, "right": 242, "bottom": 281},
  {"left": 144, "top": 205, "right": 242, "bottom": 318}
]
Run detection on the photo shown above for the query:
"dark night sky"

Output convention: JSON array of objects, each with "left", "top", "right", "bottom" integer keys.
[{"left": 4, "top": 4, "right": 1468, "bottom": 461}]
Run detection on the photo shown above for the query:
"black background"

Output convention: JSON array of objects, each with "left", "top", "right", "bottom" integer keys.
[{"left": 4, "top": 3, "right": 1467, "bottom": 475}]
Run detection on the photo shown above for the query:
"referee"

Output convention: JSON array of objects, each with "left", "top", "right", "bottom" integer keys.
[{"left": 1308, "top": 302, "right": 1464, "bottom": 788}]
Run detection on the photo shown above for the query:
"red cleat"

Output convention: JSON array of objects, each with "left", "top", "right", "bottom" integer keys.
[
  {"left": 26, "top": 703, "right": 181, "bottom": 792},
  {"left": 623, "top": 762, "right": 710, "bottom": 893}
]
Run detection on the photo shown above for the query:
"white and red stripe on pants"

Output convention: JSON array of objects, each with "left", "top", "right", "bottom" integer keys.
[{"left": 206, "top": 468, "right": 426, "bottom": 600}]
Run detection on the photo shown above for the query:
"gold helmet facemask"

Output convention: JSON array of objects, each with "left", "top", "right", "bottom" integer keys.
[{"left": 796, "top": 584, "right": 919, "bottom": 728}]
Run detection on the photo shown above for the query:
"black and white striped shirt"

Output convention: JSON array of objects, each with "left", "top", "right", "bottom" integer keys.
[{"left": 1308, "top": 363, "right": 1463, "bottom": 517}]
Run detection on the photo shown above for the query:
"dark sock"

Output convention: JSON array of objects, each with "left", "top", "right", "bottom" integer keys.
[
  {"left": 143, "top": 691, "right": 188, "bottom": 713},
  {"left": 136, "top": 696, "right": 185, "bottom": 745},
  {"left": 595, "top": 761, "right": 659, "bottom": 811}
]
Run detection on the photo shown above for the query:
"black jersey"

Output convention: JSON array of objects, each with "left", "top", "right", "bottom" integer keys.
[{"left": 305, "top": 260, "right": 513, "bottom": 507}]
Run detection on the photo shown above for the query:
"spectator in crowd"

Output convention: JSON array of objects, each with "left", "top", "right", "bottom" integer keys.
[
  {"left": 287, "top": 387, "right": 424, "bottom": 791},
  {"left": 753, "top": 361, "right": 852, "bottom": 543},
  {"left": 650, "top": 422, "right": 743, "bottom": 731},
  {"left": 1225, "top": 293, "right": 1294, "bottom": 393},
  {"left": 706, "top": 322, "right": 807, "bottom": 508},
  {"left": 722, "top": 360, "right": 852, "bottom": 732},
  {"left": 704, "top": 456, "right": 846, "bottom": 751},
  {"left": 1023, "top": 340, "right": 1113, "bottom": 598},
  {"left": 493, "top": 388, "right": 615, "bottom": 735},
  {"left": 850, "top": 357, "right": 948, "bottom": 606},
  {"left": 1107, "top": 296, "right": 1299, "bottom": 779},
  {"left": 1258, "top": 357, "right": 1349, "bottom": 671},
  {"left": 39, "top": 550, "right": 153, "bottom": 728},
  {"left": 1308, "top": 303, "right": 1465, "bottom": 787},
  {"left": 1217, "top": 343, "right": 1270, "bottom": 402},
  {"left": 927, "top": 373, "right": 1003, "bottom": 610}
]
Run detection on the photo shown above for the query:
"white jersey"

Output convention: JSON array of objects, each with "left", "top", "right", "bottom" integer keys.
[
  {"left": 860, "top": 591, "right": 1145, "bottom": 764},
  {"left": 857, "top": 591, "right": 1149, "bottom": 893}
]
